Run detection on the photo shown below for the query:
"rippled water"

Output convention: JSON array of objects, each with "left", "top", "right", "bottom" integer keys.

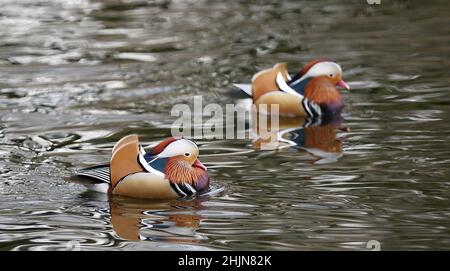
[{"left": 1, "top": 0, "right": 449, "bottom": 250}]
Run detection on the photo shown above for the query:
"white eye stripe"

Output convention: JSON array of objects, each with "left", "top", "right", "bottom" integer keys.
[
  {"left": 158, "top": 139, "right": 199, "bottom": 158},
  {"left": 290, "top": 62, "right": 342, "bottom": 86}
]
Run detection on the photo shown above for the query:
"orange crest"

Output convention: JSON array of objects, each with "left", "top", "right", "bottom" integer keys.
[
  {"left": 151, "top": 137, "right": 178, "bottom": 155},
  {"left": 299, "top": 58, "right": 332, "bottom": 76}
]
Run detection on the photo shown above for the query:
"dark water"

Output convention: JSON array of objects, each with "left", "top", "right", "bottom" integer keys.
[{"left": 1, "top": 0, "right": 449, "bottom": 250}]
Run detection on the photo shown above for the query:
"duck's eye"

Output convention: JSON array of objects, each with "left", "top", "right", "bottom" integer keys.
[
  {"left": 329, "top": 74, "right": 334, "bottom": 78},
  {"left": 184, "top": 153, "right": 191, "bottom": 157}
]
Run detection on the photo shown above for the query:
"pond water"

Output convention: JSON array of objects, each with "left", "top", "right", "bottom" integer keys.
[{"left": 0, "top": 0, "right": 449, "bottom": 250}]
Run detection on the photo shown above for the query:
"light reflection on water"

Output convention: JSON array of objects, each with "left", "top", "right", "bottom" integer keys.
[{"left": 0, "top": 0, "right": 450, "bottom": 250}]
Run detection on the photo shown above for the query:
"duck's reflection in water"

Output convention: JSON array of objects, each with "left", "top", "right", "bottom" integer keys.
[
  {"left": 252, "top": 113, "right": 347, "bottom": 164},
  {"left": 110, "top": 196, "right": 206, "bottom": 242}
]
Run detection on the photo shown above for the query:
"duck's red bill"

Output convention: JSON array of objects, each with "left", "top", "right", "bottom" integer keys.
[
  {"left": 193, "top": 159, "right": 207, "bottom": 171},
  {"left": 337, "top": 80, "right": 350, "bottom": 90}
]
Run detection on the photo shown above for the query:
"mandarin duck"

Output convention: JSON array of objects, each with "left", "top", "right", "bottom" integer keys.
[
  {"left": 234, "top": 59, "right": 350, "bottom": 117},
  {"left": 69, "top": 135, "right": 209, "bottom": 199}
]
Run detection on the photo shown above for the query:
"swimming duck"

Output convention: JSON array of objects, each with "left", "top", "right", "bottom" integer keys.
[
  {"left": 234, "top": 59, "right": 350, "bottom": 117},
  {"left": 69, "top": 135, "right": 209, "bottom": 199}
]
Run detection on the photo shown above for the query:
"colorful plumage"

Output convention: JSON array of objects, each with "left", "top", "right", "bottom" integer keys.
[
  {"left": 69, "top": 135, "right": 209, "bottom": 199},
  {"left": 234, "top": 59, "right": 350, "bottom": 117}
]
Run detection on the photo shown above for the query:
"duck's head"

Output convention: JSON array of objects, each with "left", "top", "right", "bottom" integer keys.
[
  {"left": 289, "top": 59, "right": 350, "bottom": 114},
  {"left": 147, "top": 137, "right": 209, "bottom": 189},
  {"left": 289, "top": 59, "right": 350, "bottom": 91}
]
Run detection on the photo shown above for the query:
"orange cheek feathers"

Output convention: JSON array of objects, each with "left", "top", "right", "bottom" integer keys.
[
  {"left": 304, "top": 76, "right": 342, "bottom": 106},
  {"left": 164, "top": 157, "right": 206, "bottom": 185}
]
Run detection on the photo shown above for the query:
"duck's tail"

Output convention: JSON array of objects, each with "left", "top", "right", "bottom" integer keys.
[
  {"left": 66, "top": 164, "right": 110, "bottom": 193},
  {"left": 233, "top": 83, "right": 253, "bottom": 97}
]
